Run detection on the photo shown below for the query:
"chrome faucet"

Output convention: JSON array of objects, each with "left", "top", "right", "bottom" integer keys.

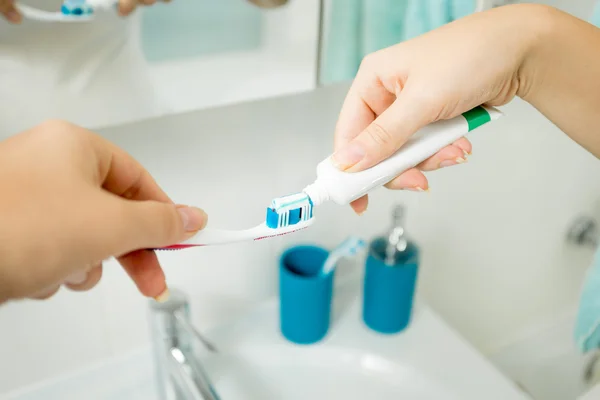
[{"left": 148, "top": 288, "right": 221, "bottom": 400}]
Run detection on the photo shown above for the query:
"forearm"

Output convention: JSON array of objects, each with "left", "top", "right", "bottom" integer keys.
[{"left": 519, "top": 5, "right": 600, "bottom": 157}]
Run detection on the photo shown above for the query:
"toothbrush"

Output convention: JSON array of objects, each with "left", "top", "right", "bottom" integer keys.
[
  {"left": 157, "top": 192, "right": 315, "bottom": 249},
  {"left": 156, "top": 105, "right": 502, "bottom": 250},
  {"left": 321, "top": 236, "right": 367, "bottom": 275},
  {"left": 16, "top": 0, "right": 116, "bottom": 22}
]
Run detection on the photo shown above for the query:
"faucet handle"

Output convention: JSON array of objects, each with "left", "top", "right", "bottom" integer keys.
[
  {"left": 149, "top": 288, "right": 218, "bottom": 353},
  {"left": 174, "top": 312, "right": 218, "bottom": 353}
]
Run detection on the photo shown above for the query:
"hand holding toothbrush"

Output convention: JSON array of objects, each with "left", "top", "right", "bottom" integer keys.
[
  {"left": 333, "top": 4, "right": 600, "bottom": 215},
  {"left": 0, "top": 0, "right": 21, "bottom": 22},
  {"left": 2, "top": 0, "right": 170, "bottom": 24},
  {"left": 0, "top": 120, "right": 207, "bottom": 304}
]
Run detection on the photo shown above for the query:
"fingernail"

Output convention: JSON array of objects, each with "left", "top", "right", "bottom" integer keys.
[
  {"left": 407, "top": 186, "right": 429, "bottom": 192},
  {"left": 7, "top": 10, "right": 22, "bottom": 23},
  {"left": 65, "top": 271, "right": 88, "bottom": 285},
  {"left": 177, "top": 206, "right": 207, "bottom": 232},
  {"left": 154, "top": 288, "right": 170, "bottom": 303},
  {"left": 439, "top": 160, "right": 456, "bottom": 168},
  {"left": 331, "top": 142, "right": 365, "bottom": 170},
  {"left": 439, "top": 157, "right": 467, "bottom": 169},
  {"left": 462, "top": 149, "right": 470, "bottom": 157}
]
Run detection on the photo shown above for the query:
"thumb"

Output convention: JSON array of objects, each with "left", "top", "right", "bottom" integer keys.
[
  {"left": 331, "top": 88, "right": 436, "bottom": 173},
  {"left": 109, "top": 199, "right": 208, "bottom": 255}
]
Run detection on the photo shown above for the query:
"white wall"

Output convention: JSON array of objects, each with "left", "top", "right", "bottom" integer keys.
[{"left": 2, "top": 0, "right": 600, "bottom": 396}]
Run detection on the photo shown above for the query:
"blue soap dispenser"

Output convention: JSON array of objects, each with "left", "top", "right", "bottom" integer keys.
[{"left": 362, "top": 204, "right": 420, "bottom": 334}]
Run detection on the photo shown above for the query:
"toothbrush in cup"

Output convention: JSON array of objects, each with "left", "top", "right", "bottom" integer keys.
[{"left": 321, "top": 236, "right": 367, "bottom": 275}]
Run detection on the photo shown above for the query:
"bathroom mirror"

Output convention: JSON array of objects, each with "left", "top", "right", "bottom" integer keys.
[
  {"left": 139, "top": 0, "right": 321, "bottom": 116},
  {"left": 138, "top": 0, "right": 514, "bottom": 117},
  {"left": 316, "top": 0, "right": 515, "bottom": 86}
]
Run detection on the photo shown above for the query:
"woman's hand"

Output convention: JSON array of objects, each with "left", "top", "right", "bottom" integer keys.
[
  {"left": 0, "top": 120, "right": 206, "bottom": 304},
  {"left": 332, "top": 4, "right": 549, "bottom": 214}
]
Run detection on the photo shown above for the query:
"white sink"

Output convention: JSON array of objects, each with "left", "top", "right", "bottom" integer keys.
[
  {"left": 5, "top": 286, "right": 530, "bottom": 400},
  {"left": 205, "top": 345, "right": 460, "bottom": 399},
  {"left": 195, "top": 287, "right": 529, "bottom": 400}
]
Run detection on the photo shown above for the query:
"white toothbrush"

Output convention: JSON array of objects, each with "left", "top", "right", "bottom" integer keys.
[
  {"left": 157, "top": 219, "right": 315, "bottom": 250},
  {"left": 156, "top": 105, "right": 503, "bottom": 249},
  {"left": 156, "top": 193, "right": 315, "bottom": 249},
  {"left": 16, "top": 0, "right": 116, "bottom": 22},
  {"left": 321, "top": 236, "right": 367, "bottom": 275}
]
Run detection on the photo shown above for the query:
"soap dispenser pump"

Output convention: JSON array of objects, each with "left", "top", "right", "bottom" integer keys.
[
  {"left": 362, "top": 204, "right": 420, "bottom": 334},
  {"left": 384, "top": 204, "right": 410, "bottom": 265}
]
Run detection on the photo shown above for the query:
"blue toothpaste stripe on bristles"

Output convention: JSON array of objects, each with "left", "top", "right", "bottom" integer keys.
[
  {"left": 266, "top": 207, "right": 279, "bottom": 229},
  {"left": 266, "top": 193, "right": 314, "bottom": 229}
]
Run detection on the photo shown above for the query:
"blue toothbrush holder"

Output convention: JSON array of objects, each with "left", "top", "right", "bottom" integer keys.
[
  {"left": 279, "top": 245, "right": 334, "bottom": 345},
  {"left": 362, "top": 238, "right": 419, "bottom": 334}
]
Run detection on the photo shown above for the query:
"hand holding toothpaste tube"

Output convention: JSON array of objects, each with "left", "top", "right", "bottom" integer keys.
[{"left": 333, "top": 4, "right": 600, "bottom": 215}]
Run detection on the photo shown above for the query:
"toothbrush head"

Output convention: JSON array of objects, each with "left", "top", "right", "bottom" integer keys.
[
  {"left": 16, "top": 0, "right": 116, "bottom": 21},
  {"left": 61, "top": 0, "right": 94, "bottom": 15},
  {"left": 336, "top": 236, "right": 367, "bottom": 257},
  {"left": 266, "top": 192, "right": 314, "bottom": 229},
  {"left": 321, "top": 236, "right": 367, "bottom": 275}
]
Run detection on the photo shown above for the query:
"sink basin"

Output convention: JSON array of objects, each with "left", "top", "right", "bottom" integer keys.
[
  {"left": 4, "top": 284, "right": 530, "bottom": 400},
  {"left": 205, "top": 345, "right": 460, "bottom": 399},
  {"left": 194, "top": 286, "right": 529, "bottom": 400}
]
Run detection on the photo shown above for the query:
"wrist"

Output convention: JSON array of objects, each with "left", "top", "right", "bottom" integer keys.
[{"left": 513, "top": 4, "right": 561, "bottom": 102}]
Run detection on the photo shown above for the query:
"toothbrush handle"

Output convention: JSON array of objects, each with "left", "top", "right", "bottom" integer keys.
[{"left": 311, "top": 106, "right": 503, "bottom": 205}]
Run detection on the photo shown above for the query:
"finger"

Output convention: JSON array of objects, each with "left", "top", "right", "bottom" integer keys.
[
  {"left": 30, "top": 285, "right": 61, "bottom": 300},
  {"left": 452, "top": 137, "right": 472, "bottom": 155},
  {"left": 118, "top": 250, "right": 167, "bottom": 299},
  {"left": 415, "top": 144, "right": 468, "bottom": 172},
  {"left": 350, "top": 195, "right": 369, "bottom": 215},
  {"left": 113, "top": 199, "right": 208, "bottom": 253},
  {"left": 333, "top": 65, "right": 397, "bottom": 151},
  {"left": 64, "top": 264, "right": 103, "bottom": 292},
  {"left": 79, "top": 193, "right": 207, "bottom": 267},
  {"left": 139, "top": 0, "right": 156, "bottom": 5},
  {"left": 384, "top": 168, "right": 429, "bottom": 191},
  {"left": 83, "top": 129, "right": 207, "bottom": 254},
  {"left": 332, "top": 83, "right": 437, "bottom": 172},
  {"left": 1, "top": 1, "right": 22, "bottom": 23},
  {"left": 118, "top": 0, "right": 137, "bottom": 15},
  {"left": 87, "top": 133, "right": 172, "bottom": 204}
]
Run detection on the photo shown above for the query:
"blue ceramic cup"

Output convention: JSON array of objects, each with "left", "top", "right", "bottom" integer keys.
[
  {"left": 279, "top": 245, "right": 334, "bottom": 345},
  {"left": 362, "top": 238, "right": 419, "bottom": 334}
]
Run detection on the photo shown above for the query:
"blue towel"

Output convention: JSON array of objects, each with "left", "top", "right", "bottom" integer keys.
[
  {"left": 575, "top": 247, "right": 600, "bottom": 353},
  {"left": 320, "top": 0, "right": 477, "bottom": 85},
  {"left": 592, "top": 1, "right": 600, "bottom": 28}
]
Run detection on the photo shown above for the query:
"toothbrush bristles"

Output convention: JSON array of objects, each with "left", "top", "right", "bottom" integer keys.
[{"left": 267, "top": 192, "right": 314, "bottom": 229}]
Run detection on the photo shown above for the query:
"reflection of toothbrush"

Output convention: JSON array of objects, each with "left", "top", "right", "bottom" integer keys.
[
  {"left": 156, "top": 193, "right": 315, "bottom": 249},
  {"left": 16, "top": 0, "right": 116, "bottom": 22},
  {"left": 156, "top": 105, "right": 502, "bottom": 250},
  {"left": 322, "top": 236, "right": 366, "bottom": 275}
]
